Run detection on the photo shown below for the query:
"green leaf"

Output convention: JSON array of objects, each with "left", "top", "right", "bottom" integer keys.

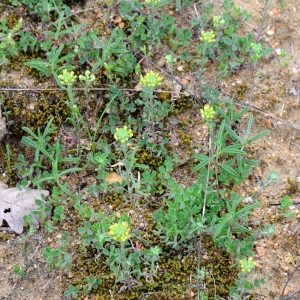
[
  {"left": 233, "top": 106, "right": 249, "bottom": 123},
  {"left": 176, "top": 0, "right": 182, "bottom": 10},
  {"left": 21, "top": 137, "right": 54, "bottom": 162},
  {"left": 223, "top": 36, "right": 232, "bottom": 45},
  {"left": 232, "top": 222, "right": 252, "bottom": 233},
  {"left": 232, "top": 34, "right": 238, "bottom": 44},
  {"left": 261, "top": 47, "right": 273, "bottom": 57},
  {"left": 219, "top": 163, "right": 239, "bottom": 177},
  {"left": 24, "top": 61, "right": 50, "bottom": 75},
  {"left": 235, "top": 202, "right": 260, "bottom": 217},
  {"left": 91, "top": 34, "right": 105, "bottom": 49},
  {"left": 213, "top": 217, "right": 229, "bottom": 239},
  {"left": 224, "top": 124, "right": 242, "bottom": 142},
  {"left": 192, "top": 157, "right": 209, "bottom": 173},
  {"left": 156, "top": 0, "right": 173, "bottom": 8},
  {"left": 217, "top": 120, "right": 226, "bottom": 146},
  {"left": 281, "top": 195, "right": 292, "bottom": 209},
  {"left": 218, "top": 145, "right": 246, "bottom": 155},
  {"left": 242, "top": 159, "right": 258, "bottom": 166},
  {"left": 92, "top": 59, "right": 104, "bottom": 72},
  {"left": 247, "top": 130, "right": 270, "bottom": 144}
]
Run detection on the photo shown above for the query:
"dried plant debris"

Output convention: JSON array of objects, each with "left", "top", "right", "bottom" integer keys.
[
  {"left": 0, "top": 109, "right": 7, "bottom": 141},
  {"left": 0, "top": 181, "right": 49, "bottom": 234}
]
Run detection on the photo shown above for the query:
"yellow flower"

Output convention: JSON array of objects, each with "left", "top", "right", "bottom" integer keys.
[
  {"left": 200, "top": 30, "right": 216, "bottom": 43},
  {"left": 145, "top": 0, "right": 160, "bottom": 4},
  {"left": 58, "top": 69, "right": 77, "bottom": 87},
  {"left": 239, "top": 257, "right": 256, "bottom": 273},
  {"left": 109, "top": 222, "right": 131, "bottom": 243},
  {"left": 200, "top": 104, "right": 215, "bottom": 121},
  {"left": 140, "top": 71, "right": 163, "bottom": 89},
  {"left": 114, "top": 125, "right": 133, "bottom": 143}
]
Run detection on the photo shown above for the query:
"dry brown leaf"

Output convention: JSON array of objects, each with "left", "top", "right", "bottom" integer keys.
[
  {"left": 266, "top": 118, "right": 274, "bottom": 130},
  {"left": 0, "top": 181, "right": 49, "bottom": 234},
  {"left": 255, "top": 246, "right": 266, "bottom": 256},
  {"left": 105, "top": 172, "right": 124, "bottom": 186},
  {"left": 0, "top": 106, "right": 7, "bottom": 142}
]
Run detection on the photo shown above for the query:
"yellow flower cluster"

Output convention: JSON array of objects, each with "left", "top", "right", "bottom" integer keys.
[
  {"left": 145, "top": 0, "right": 160, "bottom": 4},
  {"left": 240, "top": 257, "right": 256, "bottom": 273},
  {"left": 58, "top": 69, "right": 77, "bottom": 86},
  {"left": 200, "top": 30, "right": 216, "bottom": 43},
  {"left": 114, "top": 125, "right": 133, "bottom": 143},
  {"left": 109, "top": 222, "right": 131, "bottom": 243},
  {"left": 200, "top": 104, "right": 215, "bottom": 121},
  {"left": 140, "top": 71, "right": 163, "bottom": 89}
]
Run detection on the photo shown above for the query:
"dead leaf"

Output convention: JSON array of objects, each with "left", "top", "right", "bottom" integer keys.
[
  {"left": 110, "top": 162, "right": 125, "bottom": 168},
  {"left": 266, "top": 118, "right": 274, "bottom": 130},
  {"left": 0, "top": 103, "right": 7, "bottom": 142},
  {"left": 105, "top": 172, "right": 124, "bottom": 186},
  {"left": 255, "top": 246, "right": 266, "bottom": 256},
  {"left": 134, "top": 83, "right": 143, "bottom": 92},
  {"left": 0, "top": 117, "right": 6, "bottom": 141},
  {"left": 0, "top": 181, "right": 49, "bottom": 234}
]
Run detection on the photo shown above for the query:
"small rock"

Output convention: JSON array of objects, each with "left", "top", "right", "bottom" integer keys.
[
  {"left": 118, "top": 22, "right": 125, "bottom": 29},
  {"left": 280, "top": 264, "right": 289, "bottom": 272},
  {"left": 266, "top": 30, "right": 275, "bottom": 36},
  {"left": 156, "top": 57, "right": 166, "bottom": 67},
  {"left": 243, "top": 196, "right": 254, "bottom": 204}
]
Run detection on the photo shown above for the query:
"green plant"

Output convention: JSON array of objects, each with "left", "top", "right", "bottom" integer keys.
[
  {"left": 5, "top": 144, "right": 12, "bottom": 173},
  {"left": 0, "top": 18, "right": 22, "bottom": 65},
  {"left": 277, "top": 49, "right": 293, "bottom": 67},
  {"left": 9, "top": 0, "right": 72, "bottom": 22},
  {"left": 280, "top": 0, "right": 287, "bottom": 11},
  {"left": 77, "top": 215, "right": 161, "bottom": 290},
  {"left": 229, "top": 257, "right": 265, "bottom": 299},
  {"left": 15, "top": 118, "right": 82, "bottom": 195},
  {"left": 65, "top": 277, "right": 102, "bottom": 298},
  {"left": 24, "top": 44, "right": 74, "bottom": 88},
  {"left": 90, "top": 28, "right": 129, "bottom": 75},
  {"left": 43, "top": 232, "right": 72, "bottom": 271},
  {"left": 137, "top": 71, "right": 170, "bottom": 138},
  {"left": 280, "top": 195, "right": 296, "bottom": 219},
  {"left": 13, "top": 265, "right": 26, "bottom": 277},
  {"left": 1, "top": 0, "right": 289, "bottom": 298}
]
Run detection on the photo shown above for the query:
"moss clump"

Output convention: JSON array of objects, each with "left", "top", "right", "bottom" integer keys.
[
  {"left": 136, "top": 149, "right": 164, "bottom": 169},
  {"left": 3, "top": 90, "right": 69, "bottom": 137},
  {"left": 230, "top": 82, "right": 249, "bottom": 100},
  {"left": 285, "top": 177, "right": 300, "bottom": 196},
  {"left": 171, "top": 95, "right": 193, "bottom": 115}
]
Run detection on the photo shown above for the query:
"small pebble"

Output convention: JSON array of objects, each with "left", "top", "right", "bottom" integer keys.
[
  {"left": 156, "top": 57, "right": 166, "bottom": 67},
  {"left": 266, "top": 30, "right": 275, "bottom": 36},
  {"left": 275, "top": 48, "right": 281, "bottom": 55}
]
